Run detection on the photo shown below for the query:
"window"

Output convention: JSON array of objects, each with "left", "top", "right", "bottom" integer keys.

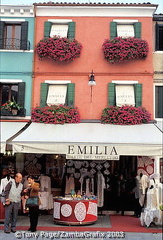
[
  {"left": 110, "top": 21, "right": 141, "bottom": 39},
  {"left": 47, "top": 85, "right": 67, "bottom": 106},
  {"left": 4, "top": 24, "right": 21, "bottom": 49},
  {"left": 155, "top": 85, "right": 163, "bottom": 118},
  {"left": 115, "top": 85, "right": 135, "bottom": 107},
  {"left": 156, "top": 23, "right": 163, "bottom": 51},
  {"left": 40, "top": 82, "right": 75, "bottom": 108},
  {"left": 50, "top": 25, "right": 68, "bottom": 38},
  {"left": 0, "top": 21, "right": 29, "bottom": 50},
  {"left": 0, "top": 82, "right": 26, "bottom": 116},
  {"left": 108, "top": 82, "right": 142, "bottom": 107},
  {"left": 44, "top": 20, "right": 76, "bottom": 39},
  {"left": 0, "top": 84, "right": 18, "bottom": 105}
]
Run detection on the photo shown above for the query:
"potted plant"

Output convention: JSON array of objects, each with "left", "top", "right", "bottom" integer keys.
[
  {"left": 36, "top": 36, "right": 82, "bottom": 62},
  {"left": 102, "top": 37, "right": 149, "bottom": 64},
  {"left": 1, "top": 97, "right": 22, "bottom": 115}
]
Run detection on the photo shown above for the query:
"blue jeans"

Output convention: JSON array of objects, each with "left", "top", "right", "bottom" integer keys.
[{"left": 4, "top": 202, "right": 20, "bottom": 231}]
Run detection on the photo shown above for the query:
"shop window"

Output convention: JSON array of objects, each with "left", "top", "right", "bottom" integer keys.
[
  {"left": 108, "top": 83, "right": 142, "bottom": 107},
  {"left": 0, "top": 21, "right": 29, "bottom": 50},
  {"left": 0, "top": 82, "right": 26, "bottom": 116},
  {"left": 44, "top": 20, "right": 76, "bottom": 39},
  {"left": 156, "top": 23, "right": 163, "bottom": 51},
  {"left": 155, "top": 85, "right": 163, "bottom": 118},
  {"left": 110, "top": 21, "right": 141, "bottom": 39},
  {"left": 40, "top": 82, "right": 75, "bottom": 107}
]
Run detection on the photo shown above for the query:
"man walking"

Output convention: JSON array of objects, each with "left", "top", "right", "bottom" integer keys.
[{"left": 4, "top": 173, "right": 23, "bottom": 233}]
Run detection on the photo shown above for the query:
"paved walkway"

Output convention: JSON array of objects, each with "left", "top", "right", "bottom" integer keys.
[{"left": 0, "top": 213, "right": 162, "bottom": 240}]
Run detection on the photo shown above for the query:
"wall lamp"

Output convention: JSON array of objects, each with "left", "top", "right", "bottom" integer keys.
[
  {"left": 88, "top": 70, "right": 96, "bottom": 86},
  {"left": 88, "top": 70, "right": 96, "bottom": 102}
]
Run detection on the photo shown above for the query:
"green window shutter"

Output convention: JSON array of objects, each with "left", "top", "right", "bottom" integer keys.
[
  {"left": 0, "top": 21, "right": 5, "bottom": 49},
  {"left": 44, "top": 21, "right": 52, "bottom": 38},
  {"left": 18, "top": 82, "right": 25, "bottom": 108},
  {"left": 134, "top": 22, "right": 141, "bottom": 39},
  {"left": 68, "top": 22, "right": 76, "bottom": 39},
  {"left": 40, "top": 83, "right": 48, "bottom": 107},
  {"left": 20, "top": 21, "right": 28, "bottom": 50},
  {"left": 67, "top": 83, "right": 75, "bottom": 107},
  {"left": 110, "top": 22, "right": 117, "bottom": 39},
  {"left": 135, "top": 83, "right": 142, "bottom": 107},
  {"left": 108, "top": 83, "right": 115, "bottom": 106}
]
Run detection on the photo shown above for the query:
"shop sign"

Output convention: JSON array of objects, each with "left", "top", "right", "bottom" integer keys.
[{"left": 66, "top": 145, "right": 119, "bottom": 160}]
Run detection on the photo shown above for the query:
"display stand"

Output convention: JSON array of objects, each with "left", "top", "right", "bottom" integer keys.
[{"left": 53, "top": 197, "right": 98, "bottom": 225}]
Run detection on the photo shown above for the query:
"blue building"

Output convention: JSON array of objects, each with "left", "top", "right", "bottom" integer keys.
[{"left": 0, "top": 5, "right": 34, "bottom": 119}]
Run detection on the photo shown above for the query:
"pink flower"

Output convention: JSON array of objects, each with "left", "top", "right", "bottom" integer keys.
[
  {"left": 102, "top": 37, "right": 148, "bottom": 64},
  {"left": 36, "top": 36, "right": 82, "bottom": 62},
  {"left": 101, "top": 105, "right": 151, "bottom": 125},
  {"left": 31, "top": 105, "right": 80, "bottom": 124}
]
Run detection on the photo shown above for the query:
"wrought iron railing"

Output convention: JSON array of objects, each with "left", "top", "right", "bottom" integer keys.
[{"left": 0, "top": 38, "right": 30, "bottom": 50}]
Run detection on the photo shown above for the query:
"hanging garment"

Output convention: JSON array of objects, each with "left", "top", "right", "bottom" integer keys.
[
  {"left": 40, "top": 175, "right": 51, "bottom": 193},
  {"left": 97, "top": 172, "right": 105, "bottom": 207},
  {"left": 65, "top": 175, "right": 75, "bottom": 195}
]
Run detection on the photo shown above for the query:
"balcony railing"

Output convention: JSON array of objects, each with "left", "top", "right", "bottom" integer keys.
[{"left": 0, "top": 38, "right": 30, "bottom": 50}]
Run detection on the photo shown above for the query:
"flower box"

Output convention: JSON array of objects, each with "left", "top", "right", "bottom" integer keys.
[
  {"left": 31, "top": 105, "right": 80, "bottom": 124},
  {"left": 101, "top": 105, "right": 151, "bottom": 125},
  {"left": 102, "top": 37, "right": 149, "bottom": 64},
  {"left": 36, "top": 36, "right": 82, "bottom": 62}
]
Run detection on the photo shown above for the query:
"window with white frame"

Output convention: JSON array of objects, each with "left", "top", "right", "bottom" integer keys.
[
  {"left": 44, "top": 19, "right": 76, "bottom": 39},
  {"left": 117, "top": 24, "right": 135, "bottom": 38},
  {"left": 108, "top": 81, "right": 142, "bottom": 107},
  {"left": 47, "top": 84, "right": 67, "bottom": 105},
  {"left": 40, "top": 81, "right": 75, "bottom": 108},
  {"left": 115, "top": 84, "right": 135, "bottom": 107},
  {"left": 110, "top": 20, "right": 141, "bottom": 39}
]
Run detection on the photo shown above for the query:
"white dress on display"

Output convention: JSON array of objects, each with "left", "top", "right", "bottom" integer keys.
[{"left": 39, "top": 175, "right": 53, "bottom": 210}]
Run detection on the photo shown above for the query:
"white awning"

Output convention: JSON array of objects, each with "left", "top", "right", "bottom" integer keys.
[
  {"left": 0, "top": 122, "right": 28, "bottom": 153},
  {"left": 11, "top": 122, "right": 163, "bottom": 157}
]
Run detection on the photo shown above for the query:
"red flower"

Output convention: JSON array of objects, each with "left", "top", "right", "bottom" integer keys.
[
  {"left": 101, "top": 105, "right": 151, "bottom": 125},
  {"left": 102, "top": 37, "right": 148, "bottom": 64},
  {"left": 36, "top": 36, "right": 82, "bottom": 62},
  {"left": 31, "top": 105, "right": 80, "bottom": 124}
]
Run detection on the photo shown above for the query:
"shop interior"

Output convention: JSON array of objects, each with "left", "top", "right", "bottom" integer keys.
[{"left": 0, "top": 153, "right": 142, "bottom": 213}]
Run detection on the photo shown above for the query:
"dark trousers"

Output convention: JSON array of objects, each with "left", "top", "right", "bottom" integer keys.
[
  {"left": 4, "top": 202, "right": 19, "bottom": 231},
  {"left": 134, "top": 198, "right": 142, "bottom": 216},
  {"left": 29, "top": 206, "right": 39, "bottom": 231}
]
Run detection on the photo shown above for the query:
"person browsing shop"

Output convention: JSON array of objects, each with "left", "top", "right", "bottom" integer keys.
[
  {"left": 24, "top": 176, "right": 40, "bottom": 232},
  {"left": 4, "top": 173, "right": 23, "bottom": 234}
]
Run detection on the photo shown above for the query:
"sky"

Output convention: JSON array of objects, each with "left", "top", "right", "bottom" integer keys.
[{"left": 1, "top": 0, "right": 163, "bottom": 14}]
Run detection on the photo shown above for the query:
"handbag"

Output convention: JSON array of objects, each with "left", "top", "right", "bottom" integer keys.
[{"left": 25, "top": 196, "right": 39, "bottom": 207}]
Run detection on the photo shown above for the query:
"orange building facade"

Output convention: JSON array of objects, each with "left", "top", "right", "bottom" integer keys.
[{"left": 33, "top": 3, "right": 156, "bottom": 120}]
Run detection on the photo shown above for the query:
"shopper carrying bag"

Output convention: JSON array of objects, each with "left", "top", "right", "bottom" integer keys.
[{"left": 23, "top": 175, "right": 40, "bottom": 232}]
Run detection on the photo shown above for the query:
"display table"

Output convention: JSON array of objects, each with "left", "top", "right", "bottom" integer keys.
[
  {"left": 53, "top": 197, "right": 98, "bottom": 225},
  {"left": 0, "top": 201, "right": 5, "bottom": 222}
]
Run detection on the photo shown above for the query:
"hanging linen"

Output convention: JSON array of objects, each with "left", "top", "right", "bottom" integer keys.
[{"left": 97, "top": 172, "right": 106, "bottom": 207}]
